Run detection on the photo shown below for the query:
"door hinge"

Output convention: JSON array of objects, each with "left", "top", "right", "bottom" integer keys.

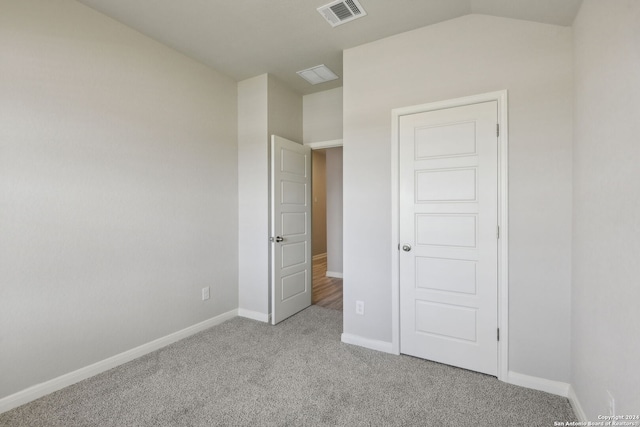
[
  {"left": 497, "top": 328, "right": 500, "bottom": 341},
  {"left": 496, "top": 123, "right": 500, "bottom": 137},
  {"left": 497, "top": 225, "right": 500, "bottom": 239}
]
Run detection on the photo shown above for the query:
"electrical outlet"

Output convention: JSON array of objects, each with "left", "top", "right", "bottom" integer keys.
[
  {"left": 355, "top": 300, "right": 365, "bottom": 315},
  {"left": 202, "top": 286, "right": 210, "bottom": 301},
  {"left": 607, "top": 390, "right": 615, "bottom": 416}
]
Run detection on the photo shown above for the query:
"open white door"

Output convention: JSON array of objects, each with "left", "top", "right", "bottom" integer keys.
[
  {"left": 270, "top": 135, "right": 312, "bottom": 325},
  {"left": 399, "top": 101, "right": 498, "bottom": 375}
]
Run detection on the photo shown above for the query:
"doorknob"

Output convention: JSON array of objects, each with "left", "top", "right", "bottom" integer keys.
[
  {"left": 270, "top": 236, "right": 284, "bottom": 243},
  {"left": 402, "top": 244, "right": 412, "bottom": 252}
]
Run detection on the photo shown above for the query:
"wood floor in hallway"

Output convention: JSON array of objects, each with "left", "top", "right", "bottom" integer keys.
[{"left": 312, "top": 256, "right": 342, "bottom": 311}]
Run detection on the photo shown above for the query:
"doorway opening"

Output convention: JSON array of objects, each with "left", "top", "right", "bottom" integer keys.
[{"left": 311, "top": 147, "right": 343, "bottom": 311}]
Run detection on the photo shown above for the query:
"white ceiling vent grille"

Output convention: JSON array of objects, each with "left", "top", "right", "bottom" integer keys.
[
  {"left": 317, "top": 0, "right": 367, "bottom": 27},
  {"left": 297, "top": 64, "right": 339, "bottom": 85}
]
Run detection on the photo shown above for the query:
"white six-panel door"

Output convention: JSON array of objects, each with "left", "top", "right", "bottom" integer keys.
[
  {"left": 399, "top": 101, "right": 498, "bottom": 375},
  {"left": 270, "top": 135, "right": 312, "bottom": 325}
]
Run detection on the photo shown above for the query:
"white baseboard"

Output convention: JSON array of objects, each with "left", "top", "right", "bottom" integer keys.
[
  {"left": 506, "top": 371, "right": 570, "bottom": 397},
  {"left": 567, "top": 385, "right": 587, "bottom": 421},
  {"left": 312, "top": 253, "right": 327, "bottom": 261},
  {"left": 341, "top": 333, "right": 394, "bottom": 354},
  {"left": 326, "top": 271, "right": 343, "bottom": 279},
  {"left": 0, "top": 309, "right": 238, "bottom": 414},
  {"left": 237, "top": 308, "right": 269, "bottom": 323}
]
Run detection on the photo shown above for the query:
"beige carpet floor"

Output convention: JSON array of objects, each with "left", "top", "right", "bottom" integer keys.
[{"left": 0, "top": 306, "right": 576, "bottom": 426}]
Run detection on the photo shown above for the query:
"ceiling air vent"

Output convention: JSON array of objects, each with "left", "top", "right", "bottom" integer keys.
[
  {"left": 297, "top": 64, "right": 339, "bottom": 85},
  {"left": 317, "top": 0, "right": 367, "bottom": 27}
]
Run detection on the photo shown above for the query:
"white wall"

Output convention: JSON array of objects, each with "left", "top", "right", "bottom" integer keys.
[
  {"left": 343, "top": 15, "right": 573, "bottom": 382},
  {"left": 268, "top": 76, "right": 303, "bottom": 144},
  {"left": 238, "top": 75, "right": 269, "bottom": 318},
  {"left": 237, "top": 74, "right": 302, "bottom": 319},
  {"left": 303, "top": 87, "right": 343, "bottom": 143},
  {"left": 303, "top": 89, "right": 344, "bottom": 273},
  {"left": 572, "top": 0, "right": 640, "bottom": 417},
  {"left": 325, "top": 147, "right": 343, "bottom": 275},
  {"left": 0, "top": 0, "right": 238, "bottom": 400},
  {"left": 312, "top": 151, "right": 327, "bottom": 256}
]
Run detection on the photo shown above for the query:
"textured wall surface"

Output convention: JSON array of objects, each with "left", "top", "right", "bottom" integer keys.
[
  {"left": 0, "top": 0, "right": 238, "bottom": 399},
  {"left": 572, "top": 0, "right": 640, "bottom": 418},
  {"left": 343, "top": 14, "right": 573, "bottom": 382}
]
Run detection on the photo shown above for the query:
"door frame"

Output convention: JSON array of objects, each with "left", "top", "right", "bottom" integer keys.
[
  {"left": 390, "top": 90, "right": 509, "bottom": 381},
  {"left": 304, "top": 139, "right": 343, "bottom": 150},
  {"left": 304, "top": 138, "right": 344, "bottom": 293}
]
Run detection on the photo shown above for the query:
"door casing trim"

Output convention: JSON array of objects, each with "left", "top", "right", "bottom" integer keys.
[
  {"left": 390, "top": 90, "right": 509, "bottom": 381},
  {"left": 304, "top": 139, "right": 343, "bottom": 150}
]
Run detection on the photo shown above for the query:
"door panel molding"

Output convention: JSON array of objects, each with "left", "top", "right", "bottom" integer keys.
[
  {"left": 391, "top": 90, "right": 509, "bottom": 381},
  {"left": 270, "top": 135, "right": 312, "bottom": 325}
]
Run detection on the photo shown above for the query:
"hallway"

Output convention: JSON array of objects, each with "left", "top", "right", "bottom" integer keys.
[{"left": 312, "top": 256, "right": 342, "bottom": 311}]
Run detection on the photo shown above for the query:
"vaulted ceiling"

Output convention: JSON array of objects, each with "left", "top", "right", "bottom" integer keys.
[{"left": 77, "top": 0, "right": 583, "bottom": 95}]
